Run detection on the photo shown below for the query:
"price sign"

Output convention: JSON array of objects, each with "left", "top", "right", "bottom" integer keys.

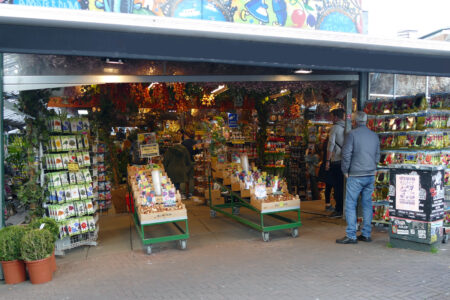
[
  {"left": 140, "top": 143, "right": 160, "bottom": 158},
  {"left": 228, "top": 113, "right": 238, "bottom": 128},
  {"left": 67, "top": 163, "right": 79, "bottom": 172},
  {"left": 395, "top": 174, "right": 420, "bottom": 211}
]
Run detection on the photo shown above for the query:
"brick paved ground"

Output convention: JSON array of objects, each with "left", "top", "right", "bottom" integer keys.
[{"left": 1, "top": 200, "right": 449, "bottom": 300}]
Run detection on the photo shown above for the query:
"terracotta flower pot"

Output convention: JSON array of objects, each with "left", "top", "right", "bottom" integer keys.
[
  {"left": 25, "top": 256, "right": 53, "bottom": 284},
  {"left": 1, "top": 260, "right": 27, "bottom": 284},
  {"left": 51, "top": 250, "right": 57, "bottom": 273}
]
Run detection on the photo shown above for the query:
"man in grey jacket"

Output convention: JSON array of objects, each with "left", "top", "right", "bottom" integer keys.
[
  {"left": 336, "top": 111, "right": 380, "bottom": 244},
  {"left": 326, "top": 108, "right": 345, "bottom": 217}
]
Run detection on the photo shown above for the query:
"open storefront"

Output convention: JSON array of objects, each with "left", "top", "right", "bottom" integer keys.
[{"left": 1, "top": 5, "right": 450, "bottom": 283}]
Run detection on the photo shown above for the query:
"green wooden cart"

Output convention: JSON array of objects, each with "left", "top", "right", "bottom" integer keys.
[{"left": 208, "top": 176, "right": 301, "bottom": 242}]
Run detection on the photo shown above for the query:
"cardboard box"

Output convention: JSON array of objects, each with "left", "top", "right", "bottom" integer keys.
[
  {"left": 204, "top": 189, "right": 221, "bottom": 201},
  {"left": 138, "top": 206, "right": 187, "bottom": 224},
  {"left": 211, "top": 197, "right": 225, "bottom": 206},
  {"left": 223, "top": 175, "right": 232, "bottom": 185},
  {"left": 250, "top": 197, "right": 300, "bottom": 213},
  {"left": 231, "top": 182, "right": 241, "bottom": 192},
  {"left": 240, "top": 188, "right": 251, "bottom": 198},
  {"left": 389, "top": 217, "right": 444, "bottom": 244}
]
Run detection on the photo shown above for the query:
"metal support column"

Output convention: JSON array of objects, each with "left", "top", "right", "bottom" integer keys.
[
  {"left": 0, "top": 52, "right": 4, "bottom": 280},
  {"left": 358, "top": 72, "right": 369, "bottom": 111}
]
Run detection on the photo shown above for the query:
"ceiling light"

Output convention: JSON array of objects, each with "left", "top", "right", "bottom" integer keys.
[
  {"left": 148, "top": 82, "right": 159, "bottom": 89},
  {"left": 294, "top": 69, "right": 313, "bottom": 74},
  {"left": 78, "top": 109, "right": 89, "bottom": 115},
  {"left": 106, "top": 58, "right": 124, "bottom": 65},
  {"left": 211, "top": 85, "right": 228, "bottom": 95}
]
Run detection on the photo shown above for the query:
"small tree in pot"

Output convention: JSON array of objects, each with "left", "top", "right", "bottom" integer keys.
[
  {"left": 20, "top": 229, "right": 54, "bottom": 284},
  {"left": 29, "top": 217, "right": 59, "bottom": 272},
  {"left": 0, "top": 226, "right": 27, "bottom": 284}
]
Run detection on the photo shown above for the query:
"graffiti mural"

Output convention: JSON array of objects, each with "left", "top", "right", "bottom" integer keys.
[{"left": 5, "top": 0, "right": 363, "bottom": 33}]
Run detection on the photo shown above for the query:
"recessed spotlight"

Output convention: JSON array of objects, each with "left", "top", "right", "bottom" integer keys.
[{"left": 294, "top": 69, "right": 313, "bottom": 74}]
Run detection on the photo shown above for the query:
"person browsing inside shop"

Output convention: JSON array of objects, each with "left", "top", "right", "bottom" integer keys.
[
  {"left": 325, "top": 108, "right": 345, "bottom": 218},
  {"left": 336, "top": 111, "right": 380, "bottom": 244}
]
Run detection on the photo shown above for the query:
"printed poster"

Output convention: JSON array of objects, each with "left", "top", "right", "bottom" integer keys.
[{"left": 395, "top": 174, "right": 420, "bottom": 212}]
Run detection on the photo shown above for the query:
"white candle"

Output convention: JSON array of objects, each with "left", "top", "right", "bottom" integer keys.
[
  {"left": 241, "top": 154, "right": 249, "bottom": 173},
  {"left": 152, "top": 170, "right": 162, "bottom": 196}
]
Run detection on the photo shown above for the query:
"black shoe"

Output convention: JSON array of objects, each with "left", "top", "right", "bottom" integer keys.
[
  {"left": 329, "top": 211, "right": 343, "bottom": 218},
  {"left": 357, "top": 235, "right": 372, "bottom": 242},
  {"left": 336, "top": 236, "right": 357, "bottom": 244}
]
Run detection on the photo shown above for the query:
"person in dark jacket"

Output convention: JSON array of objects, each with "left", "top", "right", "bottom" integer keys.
[
  {"left": 318, "top": 137, "right": 334, "bottom": 211},
  {"left": 336, "top": 111, "right": 380, "bottom": 244},
  {"left": 163, "top": 142, "right": 193, "bottom": 191},
  {"left": 326, "top": 108, "right": 345, "bottom": 218},
  {"left": 180, "top": 130, "right": 202, "bottom": 197}
]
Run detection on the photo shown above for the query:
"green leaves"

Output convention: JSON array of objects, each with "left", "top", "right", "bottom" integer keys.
[
  {"left": 20, "top": 229, "right": 54, "bottom": 262},
  {"left": 0, "top": 226, "right": 27, "bottom": 261}
]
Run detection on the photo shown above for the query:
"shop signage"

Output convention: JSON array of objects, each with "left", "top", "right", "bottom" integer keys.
[
  {"left": 228, "top": 113, "right": 238, "bottom": 128},
  {"left": 140, "top": 143, "right": 160, "bottom": 158},
  {"left": 395, "top": 174, "right": 420, "bottom": 212}
]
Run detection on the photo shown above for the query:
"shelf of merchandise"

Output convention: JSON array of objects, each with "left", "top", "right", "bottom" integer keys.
[
  {"left": 94, "top": 143, "right": 112, "bottom": 210},
  {"left": 367, "top": 93, "right": 449, "bottom": 230},
  {"left": 42, "top": 117, "right": 99, "bottom": 255},
  {"left": 207, "top": 172, "right": 301, "bottom": 242}
]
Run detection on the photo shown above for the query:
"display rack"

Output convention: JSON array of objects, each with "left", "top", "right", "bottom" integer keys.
[
  {"left": 365, "top": 93, "right": 449, "bottom": 235},
  {"left": 42, "top": 116, "right": 99, "bottom": 255},
  {"left": 207, "top": 170, "right": 301, "bottom": 242},
  {"left": 94, "top": 143, "right": 112, "bottom": 210}
]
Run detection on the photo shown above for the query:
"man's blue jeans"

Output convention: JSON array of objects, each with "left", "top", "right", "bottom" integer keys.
[{"left": 345, "top": 176, "right": 375, "bottom": 239}]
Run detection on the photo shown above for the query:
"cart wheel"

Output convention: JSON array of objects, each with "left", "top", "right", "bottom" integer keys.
[
  {"left": 232, "top": 206, "right": 240, "bottom": 215},
  {"left": 179, "top": 239, "right": 187, "bottom": 250},
  {"left": 210, "top": 210, "right": 217, "bottom": 218},
  {"left": 262, "top": 232, "right": 270, "bottom": 242},
  {"left": 291, "top": 227, "right": 299, "bottom": 238},
  {"left": 146, "top": 245, "right": 152, "bottom": 255}
]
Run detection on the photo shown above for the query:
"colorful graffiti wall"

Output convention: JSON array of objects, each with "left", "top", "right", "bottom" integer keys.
[{"left": 5, "top": 0, "right": 364, "bottom": 33}]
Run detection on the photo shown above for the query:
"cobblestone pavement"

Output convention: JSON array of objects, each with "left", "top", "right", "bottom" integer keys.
[{"left": 1, "top": 201, "right": 449, "bottom": 300}]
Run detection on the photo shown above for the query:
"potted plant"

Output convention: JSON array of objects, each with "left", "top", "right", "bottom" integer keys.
[
  {"left": 29, "top": 217, "right": 59, "bottom": 273},
  {"left": 0, "top": 226, "right": 27, "bottom": 284},
  {"left": 20, "top": 229, "right": 54, "bottom": 284}
]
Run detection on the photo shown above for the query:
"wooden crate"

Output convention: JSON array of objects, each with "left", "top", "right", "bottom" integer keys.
[
  {"left": 138, "top": 206, "right": 187, "bottom": 224},
  {"left": 204, "top": 189, "right": 221, "bottom": 201},
  {"left": 231, "top": 182, "right": 241, "bottom": 192},
  {"left": 250, "top": 197, "right": 300, "bottom": 213}
]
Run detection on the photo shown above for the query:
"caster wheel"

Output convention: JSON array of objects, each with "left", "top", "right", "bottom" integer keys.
[
  {"left": 232, "top": 207, "right": 240, "bottom": 215},
  {"left": 210, "top": 210, "right": 217, "bottom": 218},
  {"left": 179, "top": 239, "right": 187, "bottom": 250},
  {"left": 146, "top": 245, "right": 152, "bottom": 255},
  {"left": 262, "top": 232, "right": 270, "bottom": 242},
  {"left": 291, "top": 228, "right": 299, "bottom": 238}
]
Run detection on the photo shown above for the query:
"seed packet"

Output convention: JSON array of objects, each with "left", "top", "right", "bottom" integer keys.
[
  {"left": 396, "top": 135, "right": 407, "bottom": 148},
  {"left": 99, "top": 182, "right": 105, "bottom": 191},
  {"left": 56, "top": 205, "right": 66, "bottom": 221},
  {"left": 71, "top": 118, "right": 79, "bottom": 133},
  {"left": 99, "top": 192, "right": 105, "bottom": 200},
  {"left": 77, "top": 152, "right": 84, "bottom": 167},
  {"left": 54, "top": 136, "right": 63, "bottom": 152},
  {"left": 60, "top": 136, "right": 69, "bottom": 151},
  {"left": 50, "top": 187, "right": 58, "bottom": 203},
  {"left": 98, "top": 172, "right": 106, "bottom": 182},
  {"left": 68, "top": 136, "right": 78, "bottom": 151},
  {"left": 395, "top": 152, "right": 404, "bottom": 164},
  {"left": 64, "top": 187, "right": 72, "bottom": 202},
  {"left": 85, "top": 200, "right": 94, "bottom": 214},
  {"left": 76, "top": 135, "right": 84, "bottom": 150},
  {"left": 55, "top": 154, "right": 64, "bottom": 169},
  {"left": 52, "top": 172, "right": 62, "bottom": 187},
  {"left": 61, "top": 153, "right": 70, "bottom": 169},
  {"left": 104, "top": 181, "right": 111, "bottom": 191},
  {"left": 69, "top": 218, "right": 81, "bottom": 236},
  {"left": 394, "top": 99, "right": 403, "bottom": 114},
  {"left": 53, "top": 117, "right": 62, "bottom": 133},
  {"left": 83, "top": 135, "right": 89, "bottom": 149},
  {"left": 80, "top": 217, "right": 89, "bottom": 233},
  {"left": 404, "top": 152, "right": 417, "bottom": 164},
  {"left": 82, "top": 118, "right": 90, "bottom": 131},
  {"left": 67, "top": 172, "right": 76, "bottom": 185},
  {"left": 105, "top": 192, "right": 112, "bottom": 200},
  {"left": 415, "top": 95, "right": 428, "bottom": 111},
  {"left": 405, "top": 116, "right": 416, "bottom": 130},
  {"left": 76, "top": 119, "right": 84, "bottom": 132},
  {"left": 58, "top": 222, "right": 67, "bottom": 239},
  {"left": 82, "top": 152, "right": 90, "bottom": 167},
  {"left": 61, "top": 117, "right": 71, "bottom": 133},
  {"left": 67, "top": 201, "right": 76, "bottom": 217},
  {"left": 97, "top": 153, "right": 105, "bottom": 163},
  {"left": 87, "top": 216, "right": 96, "bottom": 232},
  {"left": 56, "top": 187, "right": 66, "bottom": 203},
  {"left": 75, "top": 171, "right": 85, "bottom": 183},
  {"left": 71, "top": 185, "right": 80, "bottom": 201},
  {"left": 79, "top": 184, "right": 88, "bottom": 200},
  {"left": 98, "top": 144, "right": 106, "bottom": 153},
  {"left": 364, "top": 102, "right": 374, "bottom": 114},
  {"left": 83, "top": 169, "right": 92, "bottom": 183},
  {"left": 86, "top": 183, "right": 94, "bottom": 198},
  {"left": 76, "top": 200, "right": 86, "bottom": 216}
]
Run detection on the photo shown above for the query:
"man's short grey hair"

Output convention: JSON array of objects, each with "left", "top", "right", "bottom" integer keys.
[{"left": 355, "top": 111, "right": 368, "bottom": 125}]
